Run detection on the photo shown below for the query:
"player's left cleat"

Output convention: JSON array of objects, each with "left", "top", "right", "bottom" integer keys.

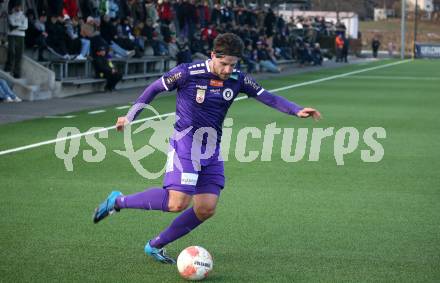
[
  {"left": 145, "top": 241, "right": 176, "bottom": 264},
  {"left": 93, "top": 191, "right": 122, "bottom": 224}
]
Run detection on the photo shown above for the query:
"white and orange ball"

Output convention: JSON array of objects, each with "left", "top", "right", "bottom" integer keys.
[{"left": 177, "top": 246, "right": 213, "bottom": 281}]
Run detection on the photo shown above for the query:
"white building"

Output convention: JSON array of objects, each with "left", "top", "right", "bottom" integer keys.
[
  {"left": 374, "top": 8, "right": 387, "bottom": 21},
  {"left": 408, "top": 0, "right": 434, "bottom": 12}
]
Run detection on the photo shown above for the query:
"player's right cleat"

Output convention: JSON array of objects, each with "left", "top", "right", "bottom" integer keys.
[
  {"left": 93, "top": 191, "right": 122, "bottom": 224},
  {"left": 145, "top": 242, "right": 176, "bottom": 264}
]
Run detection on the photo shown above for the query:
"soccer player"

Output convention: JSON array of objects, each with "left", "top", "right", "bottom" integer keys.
[{"left": 93, "top": 33, "right": 321, "bottom": 264}]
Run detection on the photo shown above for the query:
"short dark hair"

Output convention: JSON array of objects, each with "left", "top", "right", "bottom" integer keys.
[{"left": 213, "top": 33, "right": 244, "bottom": 58}]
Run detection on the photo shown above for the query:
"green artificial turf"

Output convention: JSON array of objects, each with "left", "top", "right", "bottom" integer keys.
[{"left": 0, "top": 59, "right": 439, "bottom": 282}]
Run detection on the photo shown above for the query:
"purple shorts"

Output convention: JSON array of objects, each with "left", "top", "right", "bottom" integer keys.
[{"left": 163, "top": 133, "right": 225, "bottom": 196}]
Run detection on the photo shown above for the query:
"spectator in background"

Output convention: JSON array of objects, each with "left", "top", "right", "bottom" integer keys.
[
  {"left": 35, "top": 0, "right": 48, "bottom": 18},
  {"left": 264, "top": 8, "right": 275, "bottom": 42},
  {"left": 342, "top": 36, "right": 349, "bottom": 63},
  {"left": 388, "top": 41, "right": 396, "bottom": 57},
  {"left": 24, "top": 9, "right": 36, "bottom": 48},
  {"left": 104, "top": 0, "right": 119, "bottom": 19},
  {"left": 335, "top": 20, "right": 346, "bottom": 38},
  {"left": 145, "top": 0, "right": 158, "bottom": 24},
  {"left": 0, "top": 78, "right": 22, "bottom": 102},
  {"left": 139, "top": 18, "right": 155, "bottom": 48},
  {"left": 92, "top": 45, "right": 122, "bottom": 92},
  {"left": 79, "top": 0, "right": 99, "bottom": 19},
  {"left": 167, "top": 35, "right": 179, "bottom": 59},
  {"left": 273, "top": 33, "right": 292, "bottom": 60},
  {"left": 335, "top": 34, "right": 344, "bottom": 62},
  {"left": 65, "top": 15, "right": 90, "bottom": 60},
  {"left": 117, "top": 16, "right": 142, "bottom": 57},
  {"left": 180, "top": 0, "right": 197, "bottom": 41},
  {"left": 372, "top": 37, "right": 380, "bottom": 58},
  {"left": 127, "top": 0, "right": 145, "bottom": 23},
  {"left": 133, "top": 21, "right": 146, "bottom": 51},
  {"left": 100, "top": 15, "right": 135, "bottom": 58},
  {"left": 158, "top": 0, "right": 172, "bottom": 25},
  {"left": 4, "top": 2, "right": 27, "bottom": 78},
  {"left": 63, "top": 0, "right": 79, "bottom": 18},
  {"left": 220, "top": 2, "right": 234, "bottom": 24},
  {"left": 176, "top": 36, "right": 192, "bottom": 64},
  {"left": 256, "top": 41, "right": 279, "bottom": 73},
  {"left": 276, "top": 15, "right": 285, "bottom": 36},
  {"left": 210, "top": 3, "right": 221, "bottom": 26},
  {"left": 197, "top": 1, "right": 210, "bottom": 28},
  {"left": 201, "top": 23, "right": 217, "bottom": 50},
  {"left": 34, "top": 11, "right": 48, "bottom": 61},
  {"left": 46, "top": 15, "right": 71, "bottom": 59},
  {"left": 302, "top": 42, "right": 313, "bottom": 65},
  {"left": 190, "top": 30, "right": 209, "bottom": 61},
  {"left": 49, "top": 0, "right": 63, "bottom": 17},
  {"left": 311, "top": 43, "right": 323, "bottom": 66},
  {"left": 242, "top": 40, "right": 257, "bottom": 73},
  {"left": 171, "top": 0, "right": 181, "bottom": 36}
]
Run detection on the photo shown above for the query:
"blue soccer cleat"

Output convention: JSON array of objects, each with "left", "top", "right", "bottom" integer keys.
[
  {"left": 145, "top": 242, "right": 176, "bottom": 264},
  {"left": 93, "top": 191, "right": 122, "bottom": 223}
]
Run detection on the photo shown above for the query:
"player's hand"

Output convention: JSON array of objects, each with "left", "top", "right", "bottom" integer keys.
[
  {"left": 297, "top": 108, "right": 321, "bottom": 121},
  {"left": 116, "top": 116, "right": 128, "bottom": 131}
]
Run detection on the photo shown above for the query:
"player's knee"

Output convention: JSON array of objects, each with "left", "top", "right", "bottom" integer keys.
[
  {"left": 194, "top": 206, "right": 216, "bottom": 221},
  {"left": 167, "top": 190, "right": 191, "bottom": 212},
  {"left": 168, "top": 200, "right": 190, "bottom": 212}
]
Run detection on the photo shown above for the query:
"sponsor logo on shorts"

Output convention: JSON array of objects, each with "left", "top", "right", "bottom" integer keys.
[{"left": 181, "top": 173, "right": 198, "bottom": 185}]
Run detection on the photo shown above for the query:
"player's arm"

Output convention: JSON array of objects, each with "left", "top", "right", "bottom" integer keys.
[
  {"left": 240, "top": 74, "right": 321, "bottom": 121},
  {"left": 255, "top": 91, "right": 321, "bottom": 120},
  {"left": 116, "top": 65, "right": 187, "bottom": 131}
]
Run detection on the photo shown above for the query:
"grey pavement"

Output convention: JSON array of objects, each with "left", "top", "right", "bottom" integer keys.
[{"left": 0, "top": 57, "right": 375, "bottom": 125}]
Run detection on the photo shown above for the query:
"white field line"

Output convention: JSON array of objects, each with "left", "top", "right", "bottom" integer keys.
[
  {"left": 347, "top": 75, "right": 440, "bottom": 81},
  {"left": 0, "top": 113, "right": 175, "bottom": 156},
  {"left": 45, "top": 115, "right": 76, "bottom": 119},
  {"left": 0, "top": 60, "right": 411, "bottom": 156},
  {"left": 88, "top": 110, "right": 106, "bottom": 114},
  {"left": 115, "top": 105, "right": 131, "bottom": 110}
]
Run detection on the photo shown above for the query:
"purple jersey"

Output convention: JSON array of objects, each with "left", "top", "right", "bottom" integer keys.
[
  {"left": 128, "top": 60, "right": 303, "bottom": 144},
  {"left": 159, "top": 60, "right": 303, "bottom": 143}
]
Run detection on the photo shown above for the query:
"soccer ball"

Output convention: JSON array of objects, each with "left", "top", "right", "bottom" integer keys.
[{"left": 177, "top": 246, "right": 213, "bottom": 281}]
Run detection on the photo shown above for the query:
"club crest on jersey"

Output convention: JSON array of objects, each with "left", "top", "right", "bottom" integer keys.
[
  {"left": 222, "top": 88, "right": 234, "bottom": 101},
  {"left": 210, "top": 79, "right": 224, "bottom": 87},
  {"left": 196, "top": 88, "right": 206, "bottom": 103}
]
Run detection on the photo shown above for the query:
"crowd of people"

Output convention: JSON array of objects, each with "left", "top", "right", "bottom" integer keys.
[{"left": 1, "top": 0, "right": 349, "bottom": 99}]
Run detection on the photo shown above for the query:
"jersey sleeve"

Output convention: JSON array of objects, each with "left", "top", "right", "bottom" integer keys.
[
  {"left": 126, "top": 78, "right": 166, "bottom": 122},
  {"left": 161, "top": 64, "right": 188, "bottom": 91},
  {"left": 239, "top": 73, "right": 265, "bottom": 97},
  {"left": 240, "top": 73, "right": 303, "bottom": 116}
]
